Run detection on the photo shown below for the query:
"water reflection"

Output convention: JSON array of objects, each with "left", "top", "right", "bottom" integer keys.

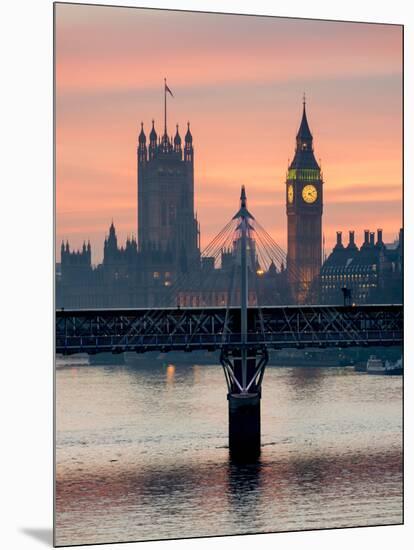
[
  {"left": 192, "top": 365, "right": 203, "bottom": 385},
  {"left": 164, "top": 363, "right": 203, "bottom": 387},
  {"left": 286, "top": 366, "right": 325, "bottom": 393},
  {"left": 226, "top": 459, "right": 263, "bottom": 520},
  {"left": 290, "top": 456, "right": 327, "bottom": 495},
  {"left": 55, "top": 358, "right": 402, "bottom": 546},
  {"left": 166, "top": 364, "right": 175, "bottom": 387},
  {"left": 55, "top": 446, "right": 402, "bottom": 545}
]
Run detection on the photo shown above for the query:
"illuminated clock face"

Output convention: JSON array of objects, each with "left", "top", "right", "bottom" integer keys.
[
  {"left": 287, "top": 184, "right": 294, "bottom": 204},
  {"left": 302, "top": 184, "right": 318, "bottom": 204}
]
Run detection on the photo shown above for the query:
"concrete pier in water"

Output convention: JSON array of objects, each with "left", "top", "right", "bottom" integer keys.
[{"left": 228, "top": 392, "right": 261, "bottom": 460}]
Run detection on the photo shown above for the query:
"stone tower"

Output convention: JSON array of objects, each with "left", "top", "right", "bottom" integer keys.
[
  {"left": 137, "top": 87, "right": 199, "bottom": 273},
  {"left": 286, "top": 97, "right": 323, "bottom": 303}
]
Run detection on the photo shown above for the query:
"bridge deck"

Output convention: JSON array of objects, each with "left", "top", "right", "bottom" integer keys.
[{"left": 56, "top": 304, "right": 403, "bottom": 355}]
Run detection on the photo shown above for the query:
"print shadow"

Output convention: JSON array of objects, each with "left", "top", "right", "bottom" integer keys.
[{"left": 20, "top": 528, "right": 53, "bottom": 546}]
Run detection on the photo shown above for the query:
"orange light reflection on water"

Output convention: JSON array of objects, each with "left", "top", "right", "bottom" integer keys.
[{"left": 166, "top": 364, "right": 176, "bottom": 387}]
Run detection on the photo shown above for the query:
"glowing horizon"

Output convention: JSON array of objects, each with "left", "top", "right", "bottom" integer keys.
[{"left": 55, "top": 4, "right": 402, "bottom": 265}]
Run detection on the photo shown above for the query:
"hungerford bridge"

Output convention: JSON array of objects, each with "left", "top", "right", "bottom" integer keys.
[{"left": 56, "top": 188, "right": 403, "bottom": 460}]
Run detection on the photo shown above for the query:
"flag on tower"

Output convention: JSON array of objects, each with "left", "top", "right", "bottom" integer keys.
[{"left": 165, "top": 81, "right": 174, "bottom": 97}]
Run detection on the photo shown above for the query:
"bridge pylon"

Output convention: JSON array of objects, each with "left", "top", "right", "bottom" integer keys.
[
  {"left": 221, "top": 347, "right": 268, "bottom": 460},
  {"left": 220, "top": 186, "right": 269, "bottom": 460}
]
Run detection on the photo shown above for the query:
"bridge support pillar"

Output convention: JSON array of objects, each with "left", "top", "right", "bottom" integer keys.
[
  {"left": 228, "top": 392, "right": 261, "bottom": 460},
  {"left": 221, "top": 348, "right": 268, "bottom": 462}
]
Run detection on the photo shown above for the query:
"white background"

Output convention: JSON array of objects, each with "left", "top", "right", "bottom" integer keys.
[{"left": 1, "top": 0, "right": 412, "bottom": 548}]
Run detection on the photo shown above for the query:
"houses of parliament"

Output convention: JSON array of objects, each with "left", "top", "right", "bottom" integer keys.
[{"left": 56, "top": 94, "right": 402, "bottom": 309}]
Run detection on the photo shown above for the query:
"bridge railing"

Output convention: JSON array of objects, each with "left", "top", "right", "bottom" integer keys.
[
  {"left": 56, "top": 304, "right": 403, "bottom": 355},
  {"left": 56, "top": 330, "right": 402, "bottom": 355}
]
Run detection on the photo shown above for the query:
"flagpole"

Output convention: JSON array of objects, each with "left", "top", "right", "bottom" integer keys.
[{"left": 164, "top": 77, "right": 167, "bottom": 136}]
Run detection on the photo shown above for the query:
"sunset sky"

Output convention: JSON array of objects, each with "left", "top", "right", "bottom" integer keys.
[{"left": 55, "top": 3, "right": 402, "bottom": 264}]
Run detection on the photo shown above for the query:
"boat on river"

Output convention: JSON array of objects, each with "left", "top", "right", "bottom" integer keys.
[{"left": 366, "top": 355, "right": 403, "bottom": 375}]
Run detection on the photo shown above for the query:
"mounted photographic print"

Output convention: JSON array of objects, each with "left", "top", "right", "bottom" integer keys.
[{"left": 54, "top": 2, "right": 403, "bottom": 546}]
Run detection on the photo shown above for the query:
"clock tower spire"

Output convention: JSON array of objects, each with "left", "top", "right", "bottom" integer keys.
[{"left": 286, "top": 97, "right": 323, "bottom": 304}]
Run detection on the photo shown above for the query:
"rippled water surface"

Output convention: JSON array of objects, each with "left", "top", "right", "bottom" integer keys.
[{"left": 55, "top": 358, "right": 402, "bottom": 546}]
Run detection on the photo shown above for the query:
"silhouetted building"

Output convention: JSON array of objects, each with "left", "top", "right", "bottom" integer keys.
[
  {"left": 60, "top": 240, "right": 92, "bottom": 282},
  {"left": 138, "top": 119, "right": 200, "bottom": 273},
  {"left": 57, "top": 85, "right": 294, "bottom": 309},
  {"left": 58, "top": 85, "right": 203, "bottom": 309},
  {"left": 57, "top": 221, "right": 178, "bottom": 308},
  {"left": 57, "top": 217, "right": 292, "bottom": 308},
  {"left": 176, "top": 239, "right": 291, "bottom": 308},
  {"left": 321, "top": 228, "right": 403, "bottom": 304},
  {"left": 286, "top": 97, "right": 323, "bottom": 304},
  {"left": 56, "top": 90, "right": 401, "bottom": 310}
]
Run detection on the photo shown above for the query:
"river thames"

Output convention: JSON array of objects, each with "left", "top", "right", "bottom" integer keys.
[{"left": 55, "top": 357, "right": 402, "bottom": 546}]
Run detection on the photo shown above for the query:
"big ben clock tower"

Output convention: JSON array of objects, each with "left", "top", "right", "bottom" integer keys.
[{"left": 286, "top": 97, "right": 323, "bottom": 304}]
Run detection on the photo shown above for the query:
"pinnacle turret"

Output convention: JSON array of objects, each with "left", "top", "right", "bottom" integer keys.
[
  {"left": 296, "top": 97, "right": 313, "bottom": 142},
  {"left": 149, "top": 120, "right": 157, "bottom": 142},
  {"left": 138, "top": 122, "right": 146, "bottom": 143},
  {"left": 174, "top": 124, "right": 181, "bottom": 145},
  {"left": 289, "top": 96, "right": 320, "bottom": 170},
  {"left": 185, "top": 122, "right": 192, "bottom": 143}
]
